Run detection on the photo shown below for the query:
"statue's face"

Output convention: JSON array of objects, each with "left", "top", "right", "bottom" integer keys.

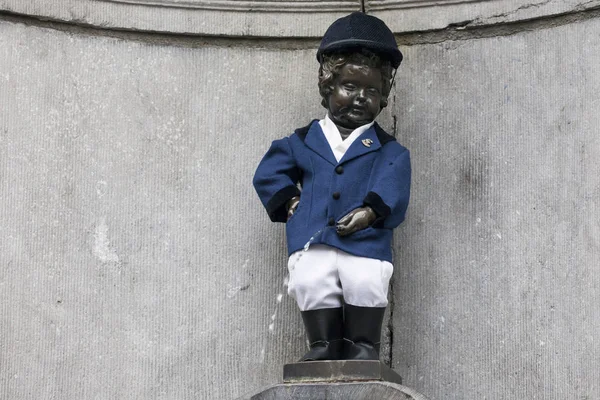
[{"left": 327, "top": 62, "right": 383, "bottom": 130}]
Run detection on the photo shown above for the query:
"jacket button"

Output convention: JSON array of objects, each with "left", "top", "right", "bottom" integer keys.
[
  {"left": 335, "top": 166, "right": 344, "bottom": 174},
  {"left": 332, "top": 192, "right": 341, "bottom": 200},
  {"left": 328, "top": 218, "right": 335, "bottom": 226}
]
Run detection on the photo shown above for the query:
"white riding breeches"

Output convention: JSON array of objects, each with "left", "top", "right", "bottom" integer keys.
[{"left": 287, "top": 244, "right": 394, "bottom": 311}]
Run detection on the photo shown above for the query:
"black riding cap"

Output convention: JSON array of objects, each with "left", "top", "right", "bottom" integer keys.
[{"left": 317, "top": 12, "right": 403, "bottom": 69}]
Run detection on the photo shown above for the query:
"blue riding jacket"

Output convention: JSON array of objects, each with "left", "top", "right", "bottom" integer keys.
[{"left": 253, "top": 120, "right": 411, "bottom": 262}]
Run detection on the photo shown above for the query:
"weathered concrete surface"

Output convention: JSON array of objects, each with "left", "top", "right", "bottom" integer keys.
[
  {"left": 0, "top": 20, "right": 328, "bottom": 400},
  {"left": 1, "top": 9, "right": 600, "bottom": 400},
  {"left": 241, "top": 381, "right": 430, "bottom": 400},
  {"left": 390, "top": 17, "right": 600, "bottom": 400}
]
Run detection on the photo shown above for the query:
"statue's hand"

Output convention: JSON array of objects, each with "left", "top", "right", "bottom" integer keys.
[
  {"left": 336, "top": 206, "right": 376, "bottom": 236},
  {"left": 286, "top": 196, "right": 301, "bottom": 221}
]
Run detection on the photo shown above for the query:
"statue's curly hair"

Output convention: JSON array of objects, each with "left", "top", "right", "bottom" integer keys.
[{"left": 318, "top": 49, "right": 393, "bottom": 109}]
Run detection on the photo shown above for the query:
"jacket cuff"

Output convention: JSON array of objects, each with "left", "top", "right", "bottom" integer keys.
[
  {"left": 363, "top": 191, "right": 391, "bottom": 228},
  {"left": 266, "top": 185, "right": 301, "bottom": 222}
]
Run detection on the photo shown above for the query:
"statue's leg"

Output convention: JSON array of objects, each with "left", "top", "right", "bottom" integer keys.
[
  {"left": 343, "top": 304, "right": 386, "bottom": 360},
  {"left": 287, "top": 245, "right": 344, "bottom": 361},
  {"left": 337, "top": 251, "right": 393, "bottom": 360},
  {"left": 299, "top": 307, "right": 344, "bottom": 361}
]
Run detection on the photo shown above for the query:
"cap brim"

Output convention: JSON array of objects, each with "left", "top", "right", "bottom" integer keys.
[{"left": 317, "top": 38, "right": 403, "bottom": 68}]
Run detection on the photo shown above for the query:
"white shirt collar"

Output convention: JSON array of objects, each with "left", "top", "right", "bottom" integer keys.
[{"left": 318, "top": 114, "right": 375, "bottom": 162}]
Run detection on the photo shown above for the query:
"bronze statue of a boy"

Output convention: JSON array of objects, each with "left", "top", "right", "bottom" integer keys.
[{"left": 254, "top": 12, "right": 411, "bottom": 362}]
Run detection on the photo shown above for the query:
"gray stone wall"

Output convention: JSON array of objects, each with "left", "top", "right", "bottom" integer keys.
[
  {"left": 391, "top": 19, "right": 600, "bottom": 399},
  {"left": 1, "top": 7, "right": 599, "bottom": 400},
  {"left": 0, "top": 21, "right": 324, "bottom": 399}
]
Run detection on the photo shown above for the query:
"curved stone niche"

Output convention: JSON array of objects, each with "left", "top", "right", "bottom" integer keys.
[{"left": 1, "top": 0, "right": 597, "bottom": 37}]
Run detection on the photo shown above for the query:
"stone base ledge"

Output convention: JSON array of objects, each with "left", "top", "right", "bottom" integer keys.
[
  {"left": 283, "top": 360, "right": 403, "bottom": 384},
  {"left": 241, "top": 381, "right": 430, "bottom": 400},
  {"left": 240, "top": 361, "right": 430, "bottom": 400}
]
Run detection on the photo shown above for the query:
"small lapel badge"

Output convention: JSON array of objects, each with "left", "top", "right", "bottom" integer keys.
[{"left": 362, "top": 138, "right": 374, "bottom": 148}]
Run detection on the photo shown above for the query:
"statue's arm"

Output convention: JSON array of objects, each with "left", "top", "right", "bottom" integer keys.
[
  {"left": 286, "top": 196, "right": 301, "bottom": 221},
  {"left": 363, "top": 148, "right": 411, "bottom": 229},
  {"left": 337, "top": 148, "right": 411, "bottom": 236},
  {"left": 253, "top": 137, "right": 301, "bottom": 223},
  {"left": 335, "top": 206, "right": 377, "bottom": 236}
]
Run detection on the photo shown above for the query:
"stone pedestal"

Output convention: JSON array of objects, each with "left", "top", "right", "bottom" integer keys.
[
  {"left": 283, "top": 360, "right": 403, "bottom": 384},
  {"left": 240, "top": 361, "right": 430, "bottom": 400}
]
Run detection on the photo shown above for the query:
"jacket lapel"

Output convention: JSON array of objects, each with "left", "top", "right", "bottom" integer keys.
[
  {"left": 304, "top": 121, "right": 338, "bottom": 166},
  {"left": 339, "top": 125, "right": 381, "bottom": 164}
]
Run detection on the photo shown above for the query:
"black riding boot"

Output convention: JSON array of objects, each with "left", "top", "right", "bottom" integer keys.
[
  {"left": 299, "top": 307, "right": 344, "bottom": 362},
  {"left": 343, "top": 304, "right": 386, "bottom": 360}
]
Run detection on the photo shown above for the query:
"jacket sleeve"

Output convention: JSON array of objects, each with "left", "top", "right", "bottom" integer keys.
[
  {"left": 253, "top": 137, "right": 301, "bottom": 223},
  {"left": 363, "top": 148, "right": 411, "bottom": 229}
]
